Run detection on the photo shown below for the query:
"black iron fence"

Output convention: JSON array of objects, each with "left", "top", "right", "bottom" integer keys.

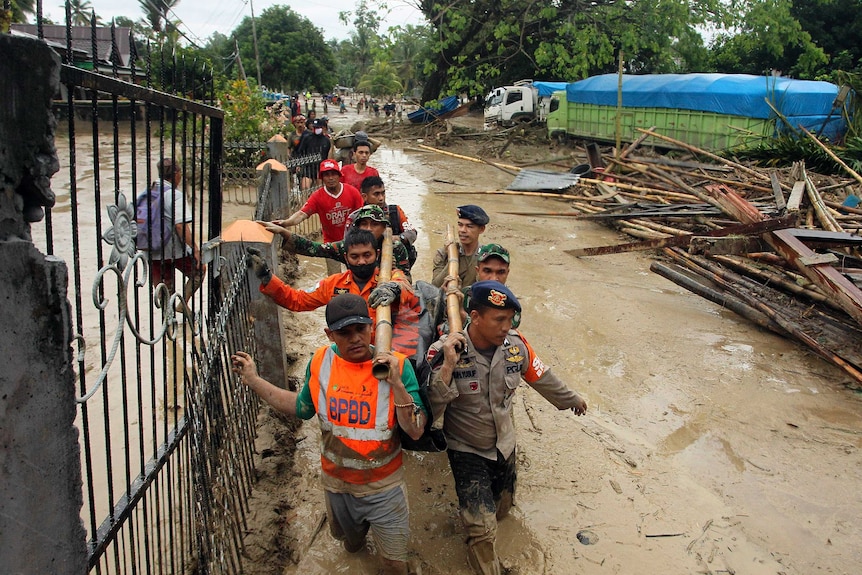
[{"left": 22, "top": 7, "right": 268, "bottom": 574}]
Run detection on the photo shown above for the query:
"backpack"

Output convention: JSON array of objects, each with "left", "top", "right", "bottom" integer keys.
[
  {"left": 398, "top": 281, "right": 447, "bottom": 452},
  {"left": 135, "top": 181, "right": 170, "bottom": 252},
  {"left": 388, "top": 204, "right": 418, "bottom": 269}
]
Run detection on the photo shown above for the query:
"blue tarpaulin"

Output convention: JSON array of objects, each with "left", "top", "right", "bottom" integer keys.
[
  {"left": 533, "top": 81, "right": 568, "bottom": 98},
  {"left": 565, "top": 73, "right": 849, "bottom": 140},
  {"left": 566, "top": 74, "right": 841, "bottom": 119}
]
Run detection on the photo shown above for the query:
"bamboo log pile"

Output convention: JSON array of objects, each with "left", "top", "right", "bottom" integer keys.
[{"left": 494, "top": 132, "right": 862, "bottom": 384}]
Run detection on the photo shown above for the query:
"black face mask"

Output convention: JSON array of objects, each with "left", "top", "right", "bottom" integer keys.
[{"left": 348, "top": 262, "right": 377, "bottom": 281}]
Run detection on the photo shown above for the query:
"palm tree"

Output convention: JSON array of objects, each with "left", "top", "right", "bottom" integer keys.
[
  {"left": 356, "top": 60, "right": 403, "bottom": 97},
  {"left": 138, "top": 0, "right": 179, "bottom": 34},
  {"left": 67, "top": 0, "right": 99, "bottom": 26},
  {"left": 10, "top": 0, "right": 35, "bottom": 23}
]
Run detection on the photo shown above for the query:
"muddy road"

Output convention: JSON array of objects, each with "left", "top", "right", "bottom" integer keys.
[{"left": 235, "top": 113, "right": 862, "bottom": 575}]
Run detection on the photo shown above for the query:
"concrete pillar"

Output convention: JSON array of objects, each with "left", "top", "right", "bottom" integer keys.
[
  {"left": 220, "top": 222, "right": 289, "bottom": 390},
  {"left": 266, "top": 134, "right": 289, "bottom": 164},
  {"left": 0, "top": 35, "right": 87, "bottom": 574},
  {"left": 255, "top": 159, "right": 289, "bottom": 220}
]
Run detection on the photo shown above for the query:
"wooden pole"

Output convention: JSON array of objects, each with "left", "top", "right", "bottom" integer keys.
[
  {"left": 372, "top": 228, "right": 394, "bottom": 380},
  {"left": 416, "top": 144, "right": 522, "bottom": 172},
  {"left": 446, "top": 225, "right": 464, "bottom": 334},
  {"left": 634, "top": 128, "right": 773, "bottom": 183},
  {"left": 800, "top": 126, "right": 862, "bottom": 186}
]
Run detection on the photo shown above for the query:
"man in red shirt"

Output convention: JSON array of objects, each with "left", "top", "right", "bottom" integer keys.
[
  {"left": 340, "top": 139, "right": 379, "bottom": 190},
  {"left": 272, "top": 158, "right": 363, "bottom": 274}
]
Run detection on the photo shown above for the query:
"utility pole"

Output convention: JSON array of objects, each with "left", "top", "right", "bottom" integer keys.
[
  {"left": 234, "top": 39, "right": 248, "bottom": 85},
  {"left": 249, "top": 0, "right": 262, "bottom": 87}
]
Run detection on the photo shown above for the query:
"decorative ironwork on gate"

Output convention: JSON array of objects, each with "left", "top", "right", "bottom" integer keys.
[{"left": 24, "top": 4, "right": 267, "bottom": 573}]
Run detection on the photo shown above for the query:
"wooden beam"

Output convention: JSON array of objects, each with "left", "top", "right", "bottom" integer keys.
[{"left": 565, "top": 215, "right": 794, "bottom": 257}]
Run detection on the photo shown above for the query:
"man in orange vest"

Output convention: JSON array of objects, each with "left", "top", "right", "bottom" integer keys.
[
  {"left": 231, "top": 294, "right": 427, "bottom": 574},
  {"left": 249, "top": 228, "right": 422, "bottom": 358}
]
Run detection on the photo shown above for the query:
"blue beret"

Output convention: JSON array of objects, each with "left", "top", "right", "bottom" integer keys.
[
  {"left": 457, "top": 204, "right": 489, "bottom": 226},
  {"left": 468, "top": 280, "right": 521, "bottom": 312}
]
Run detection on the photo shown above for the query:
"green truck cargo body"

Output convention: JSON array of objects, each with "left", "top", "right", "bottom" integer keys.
[
  {"left": 546, "top": 74, "right": 848, "bottom": 152},
  {"left": 546, "top": 91, "right": 773, "bottom": 151}
]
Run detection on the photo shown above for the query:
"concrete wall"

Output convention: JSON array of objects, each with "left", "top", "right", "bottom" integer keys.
[{"left": 0, "top": 35, "right": 88, "bottom": 574}]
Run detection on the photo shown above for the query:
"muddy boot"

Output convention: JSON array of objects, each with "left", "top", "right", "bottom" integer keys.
[
  {"left": 462, "top": 508, "right": 501, "bottom": 575},
  {"left": 466, "top": 539, "right": 501, "bottom": 575}
]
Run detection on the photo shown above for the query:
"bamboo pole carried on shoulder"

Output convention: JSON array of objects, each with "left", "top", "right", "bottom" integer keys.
[
  {"left": 372, "top": 228, "right": 394, "bottom": 380},
  {"left": 446, "top": 224, "right": 464, "bottom": 335}
]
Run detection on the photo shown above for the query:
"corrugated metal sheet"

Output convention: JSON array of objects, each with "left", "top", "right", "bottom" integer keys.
[{"left": 507, "top": 169, "right": 581, "bottom": 192}]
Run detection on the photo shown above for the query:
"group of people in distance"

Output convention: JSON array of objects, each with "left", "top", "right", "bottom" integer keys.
[{"left": 230, "top": 141, "right": 588, "bottom": 575}]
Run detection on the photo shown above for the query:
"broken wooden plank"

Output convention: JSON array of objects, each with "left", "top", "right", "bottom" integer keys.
[
  {"left": 786, "top": 181, "right": 805, "bottom": 212},
  {"left": 798, "top": 253, "right": 840, "bottom": 267},
  {"left": 566, "top": 215, "right": 794, "bottom": 257},
  {"left": 770, "top": 171, "right": 786, "bottom": 211},
  {"left": 689, "top": 236, "right": 771, "bottom": 256}
]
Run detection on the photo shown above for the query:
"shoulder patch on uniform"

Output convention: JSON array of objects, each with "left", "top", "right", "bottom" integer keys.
[{"left": 506, "top": 355, "right": 524, "bottom": 363}]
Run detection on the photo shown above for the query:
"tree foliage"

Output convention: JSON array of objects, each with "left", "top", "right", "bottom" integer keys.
[
  {"left": 708, "top": 0, "right": 827, "bottom": 78},
  {"left": 417, "top": 0, "right": 733, "bottom": 102},
  {"left": 356, "top": 60, "right": 403, "bottom": 96},
  {"left": 232, "top": 5, "right": 336, "bottom": 93}
]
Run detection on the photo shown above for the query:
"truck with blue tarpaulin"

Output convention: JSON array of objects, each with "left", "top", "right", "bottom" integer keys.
[{"left": 546, "top": 73, "right": 851, "bottom": 151}]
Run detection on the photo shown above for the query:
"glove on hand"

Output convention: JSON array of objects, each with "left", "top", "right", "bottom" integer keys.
[
  {"left": 368, "top": 281, "right": 401, "bottom": 308},
  {"left": 246, "top": 247, "right": 273, "bottom": 285}
]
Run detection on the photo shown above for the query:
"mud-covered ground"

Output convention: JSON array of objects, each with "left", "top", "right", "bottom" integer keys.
[{"left": 227, "top": 109, "right": 862, "bottom": 575}]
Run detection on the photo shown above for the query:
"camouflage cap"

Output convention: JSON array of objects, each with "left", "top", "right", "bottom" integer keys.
[
  {"left": 349, "top": 204, "right": 390, "bottom": 226},
  {"left": 477, "top": 243, "right": 510, "bottom": 264}
]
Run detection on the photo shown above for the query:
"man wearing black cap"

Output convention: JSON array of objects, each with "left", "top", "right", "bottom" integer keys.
[
  {"left": 431, "top": 204, "right": 489, "bottom": 288},
  {"left": 294, "top": 116, "right": 333, "bottom": 189},
  {"left": 231, "top": 294, "right": 426, "bottom": 575},
  {"left": 426, "top": 280, "right": 587, "bottom": 575}
]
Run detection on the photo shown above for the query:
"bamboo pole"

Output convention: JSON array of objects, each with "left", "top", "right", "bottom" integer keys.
[
  {"left": 416, "top": 144, "right": 522, "bottom": 172},
  {"left": 635, "top": 128, "right": 773, "bottom": 183},
  {"left": 446, "top": 225, "right": 464, "bottom": 336},
  {"left": 800, "top": 126, "right": 862, "bottom": 186},
  {"left": 372, "top": 228, "right": 394, "bottom": 380}
]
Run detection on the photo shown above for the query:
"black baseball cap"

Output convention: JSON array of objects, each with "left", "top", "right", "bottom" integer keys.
[
  {"left": 457, "top": 205, "right": 489, "bottom": 226},
  {"left": 325, "top": 294, "right": 373, "bottom": 331}
]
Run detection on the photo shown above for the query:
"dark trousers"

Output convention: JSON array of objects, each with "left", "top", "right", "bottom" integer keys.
[{"left": 447, "top": 448, "right": 516, "bottom": 520}]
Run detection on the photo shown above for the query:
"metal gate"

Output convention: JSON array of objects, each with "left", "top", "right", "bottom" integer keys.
[{"left": 22, "top": 7, "right": 262, "bottom": 574}]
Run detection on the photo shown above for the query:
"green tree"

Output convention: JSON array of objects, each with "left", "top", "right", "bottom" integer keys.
[
  {"left": 709, "top": 0, "right": 827, "bottom": 78},
  {"left": 338, "top": 0, "right": 381, "bottom": 79},
  {"left": 356, "top": 60, "right": 403, "bottom": 96},
  {"left": 232, "top": 5, "right": 336, "bottom": 92},
  {"left": 138, "top": 0, "right": 179, "bottom": 34},
  {"left": 68, "top": 0, "right": 98, "bottom": 26},
  {"left": 417, "top": 0, "right": 733, "bottom": 102},
  {"left": 791, "top": 0, "right": 862, "bottom": 75},
  {"left": 9, "top": 0, "right": 35, "bottom": 23},
  {"left": 386, "top": 24, "right": 432, "bottom": 96}
]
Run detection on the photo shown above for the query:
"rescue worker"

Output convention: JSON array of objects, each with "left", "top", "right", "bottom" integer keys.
[
  {"left": 271, "top": 158, "right": 362, "bottom": 275},
  {"left": 248, "top": 228, "right": 422, "bottom": 358},
  {"left": 426, "top": 281, "right": 588, "bottom": 575},
  {"left": 431, "top": 205, "right": 488, "bottom": 288},
  {"left": 231, "top": 294, "right": 426, "bottom": 575},
  {"left": 260, "top": 205, "right": 413, "bottom": 279},
  {"left": 357, "top": 176, "right": 418, "bottom": 265}
]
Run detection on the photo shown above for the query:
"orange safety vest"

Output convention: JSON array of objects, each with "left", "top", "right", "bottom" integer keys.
[{"left": 307, "top": 346, "right": 405, "bottom": 484}]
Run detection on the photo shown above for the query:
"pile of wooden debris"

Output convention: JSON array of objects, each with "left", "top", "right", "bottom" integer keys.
[{"left": 434, "top": 128, "right": 862, "bottom": 386}]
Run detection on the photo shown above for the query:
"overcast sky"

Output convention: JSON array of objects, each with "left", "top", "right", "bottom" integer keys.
[{"left": 41, "top": 0, "right": 426, "bottom": 46}]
